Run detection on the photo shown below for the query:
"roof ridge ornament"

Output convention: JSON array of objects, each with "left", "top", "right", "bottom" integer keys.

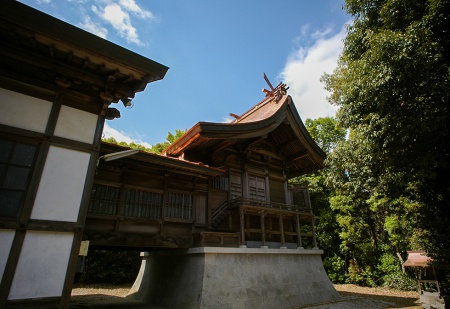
[{"left": 262, "top": 73, "right": 289, "bottom": 102}]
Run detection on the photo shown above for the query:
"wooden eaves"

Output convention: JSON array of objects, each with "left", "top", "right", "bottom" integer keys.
[
  {"left": 101, "top": 142, "right": 225, "bottom": 178},
  {"left": 163, "top": 91, "right": 326, "bottom": 177},
  {"left": 0, "top": 1, "right": 169, "bottom": 106}
]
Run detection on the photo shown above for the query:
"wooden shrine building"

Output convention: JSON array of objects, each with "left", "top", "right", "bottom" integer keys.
[
  {"left": 90, "top": 82, "right": 341, "bottom": 308},
  {"left": 0, "top": 1, "right": 340, "bottom": 308},
  {"left": 89, "top": 82, "right": 326, "bottom": 251}
]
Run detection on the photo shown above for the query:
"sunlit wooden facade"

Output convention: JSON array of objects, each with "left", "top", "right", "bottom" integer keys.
[
  {"left": 88, "top": 82, "right": 326, "bottom": 250},
  {"left": 0, "top": 2, "right": 328, "bottom": 307}
]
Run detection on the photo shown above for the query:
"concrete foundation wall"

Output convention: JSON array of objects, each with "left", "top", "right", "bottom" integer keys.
[{"left": 128, "top": 247, "right": 341, "bottom": 309}]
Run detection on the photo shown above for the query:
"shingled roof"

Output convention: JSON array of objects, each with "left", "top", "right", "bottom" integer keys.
[{"left": 163, "top": 82, "right": 326, "bottom": 178}]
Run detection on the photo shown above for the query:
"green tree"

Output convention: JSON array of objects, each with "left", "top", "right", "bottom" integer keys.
[
  {"left": 102, "top": 129, "right": 187, "bottom": 154},
  {"left": 324, "top": 0, "right": 450, "bottom": 295},
  {"left": 102, "top": 137, "right": 153, "bottom": 152},
  {"left": 294, "top": 117, "right": 347, "bottom": 282},
  {"left": 149, "top": 129, "right": 187, "bottom": 154},
  {"left": 80, "top": 250, "right": 141, "bottom": 284},
  {"left": 305, "top": 117, "right": 346, "bottom": 154}
]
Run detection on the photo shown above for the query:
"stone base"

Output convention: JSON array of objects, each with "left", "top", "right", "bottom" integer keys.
[{"left": 127, "top": 247, "right": 341, "bottom": 309}]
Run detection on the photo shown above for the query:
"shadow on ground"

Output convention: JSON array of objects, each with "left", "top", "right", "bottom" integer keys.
[
  {"left": 70, "top": 295, "right": 163, "bottom": 308},
  {"left": 337, "top": 290, "right": 422, "bottom": 308}
]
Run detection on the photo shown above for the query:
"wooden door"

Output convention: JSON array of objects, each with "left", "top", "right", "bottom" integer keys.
[
  {"left": 248, "top": 175, "right": 266, "bottom": 201},
  {"left": 230, "top": 171, "right": 242, "bottom": 199}
]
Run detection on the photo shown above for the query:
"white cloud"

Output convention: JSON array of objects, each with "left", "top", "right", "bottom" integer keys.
[
  {"left": 119, "top": 0, "right": 153, "bottom": 19},
  {"left": 103, "top": 123, "right": 152, "bottom": 149},
  {"left": 222, "top": 116, "right": 234, "bottom": 123},
  {"left": 280, "top": 25, "right": 347, "bottom": 120},
  {"left": 78, "top": 15, "right": 108, "bottom": 39},
  {"left": 92, "top": 3, "right": 142, "bottom": 45}
]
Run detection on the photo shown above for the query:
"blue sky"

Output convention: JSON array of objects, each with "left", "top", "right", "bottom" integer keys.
[{"left": 19, "top": 0, "right": 350, "bottom": 148}]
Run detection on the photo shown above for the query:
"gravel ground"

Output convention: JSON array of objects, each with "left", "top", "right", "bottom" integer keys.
[
  {"left": 302, "top": 284, "right": 422, "bottom": 309},
  {"left": 71, "top": 283, "right": 422, "bottom": 308}
]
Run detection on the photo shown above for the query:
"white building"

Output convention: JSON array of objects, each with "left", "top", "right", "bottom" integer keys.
[{"left": 0, "top": 2, "right": 168, "bottom": 308}]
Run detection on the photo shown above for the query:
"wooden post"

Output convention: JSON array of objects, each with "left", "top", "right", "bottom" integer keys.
[
  {"left": 311, "top": 217, "right": 318, "bottom": 249},
  {"left": 264, "top": 165, "right": 270, "bottom": 202},
  {"left": 261, "top": 212, "right": 266, "bottom": 247},
  {"left": 243, "top": 165, "right": 249, "bottom": 199},
  {"left": 240, "top": 208, "right": 246, "bottom": 247},
  {"left": 279, "top": 214, "right": 285, "bottom": 248},
  {"left": 295, "top": 214, "right": 303, "bottom": 248},
  {"left": 245, "top": 210, "right": 250, "bottom": 239},
  {"left": 283, "top": 170, "right": 291, "bottom": 205}
]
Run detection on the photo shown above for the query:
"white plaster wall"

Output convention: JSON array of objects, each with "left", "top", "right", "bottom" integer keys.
[
  {"left": 31, "top": 146, "right": 91, "bottom": 222},
  {"left": 0, "top": 230, "right": 15, "bottom": 281},
  {"left": 8, "top": 231, "right": 73, "bottom": 300},
  {"left": 0, "top": 87, "right": 52, "bottom": 133},
  {"left": 54, "top": 105, "right": 98, "bottom": 144}
]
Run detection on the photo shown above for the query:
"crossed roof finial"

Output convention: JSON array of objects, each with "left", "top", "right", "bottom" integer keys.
[{"left": 262, "top": 73, "right": 289, "bottom": 102}]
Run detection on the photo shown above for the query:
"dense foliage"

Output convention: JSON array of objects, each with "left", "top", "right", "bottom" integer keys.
[
  {"left": 320, "top": 0, "right": 449, "bottom": 297},
  {"left": 296, "top": 117, "right": 348, "bottom": 283},
  {"left": 102, "top": 137, "right": 152, "bottom": 152},
  {"left": 102, "top": 129, "right": 187, "bottom": 154},
  {"left": 79, "top": 250, "right": 141, "bottom": 284},
  {"left": 148, "top": 129, "right": 187, "bottom": 154}
]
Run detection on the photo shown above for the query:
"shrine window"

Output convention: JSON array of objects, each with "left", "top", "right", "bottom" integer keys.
[
  {"left": 212, "top": 175, "right": 229, "bottom": 191},
  {"left": 0, "top": 139, "right": 37, "bottom": 217},
  {"left": 229, "top": 172, "right": 242, "bottom": 199},
  {"left": 289, "top": 187, "right": 311, "bottom": 211},
  {"left": 123, "top": 188, "right": 163, "bottom": 219},
  {"left": 88, "top": 184, "right": 120, "bottom": 215},
  {"left": 164, "top": 192, "right": 193, "bottom": 220}
]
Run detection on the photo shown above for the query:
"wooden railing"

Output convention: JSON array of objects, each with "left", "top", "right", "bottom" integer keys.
[
  {"left": 195, "top": 231, "right": 240, "bottom": 247},
  {"left": 211, "top": 200, "right": 230, "bottom": 226},
  {"left": 229, "top": 198, "right": 312, "bottom": 214},
  {"left": 211, "top": 197, "right": 313, "bottom": 229}
]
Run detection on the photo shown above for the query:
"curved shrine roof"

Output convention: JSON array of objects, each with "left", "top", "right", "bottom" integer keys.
[{"left": 163, "top": 83, "right": 326, "bottom": 178}]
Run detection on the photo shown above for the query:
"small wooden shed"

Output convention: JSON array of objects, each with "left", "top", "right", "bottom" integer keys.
[{"left": 403, "top": 251, "right": 445, "bottom": 309}]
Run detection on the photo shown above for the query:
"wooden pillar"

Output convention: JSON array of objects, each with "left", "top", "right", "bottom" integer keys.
[
  {"left": 311, "top": 217, "right": 318, "bottom": 249},
  {"left": 162, "top": 175, "right": 168, "bottom": 219},
  {"left": 261, "top": 212, "right": 266, "bottom": 247},
  {"left": 243, "top": 165, "right": 249, "bottom": 199},
  {"left": 283, "top": 170, "right": 291, "bottom": 205},
  {"left": 115, "top": 171, "right": 127, "bottom": 232},
  {"left": 279, "top": 214, "right": 285, "bottom": 248},
  {"left": 268, "top": 216, "right": 273, "bottom": 240},
  {"left": 245, "top": 211, "right": 250, "bottom": 239},
  {"left": 295, "top": 214, "right": 303, "bottom": 248},
  {"left": 207, "top": 177, "right": 213, "bottom": 229},
  {"left": 240, "top": 208, "right": 246, "bottom": 247},
  {"left": 264, "top": 165, "right": 270, "bottom": 202}
]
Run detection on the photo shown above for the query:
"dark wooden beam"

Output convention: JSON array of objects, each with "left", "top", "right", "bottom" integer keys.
[
  {"left": 287, "top": 149, "right": 309, "bottom": 164},
  {"left": 0, "top": 43, "right": 139, "bottom": 99},
  {"left": 83, "top": 231, "right": 193, "bottom": 249}
]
